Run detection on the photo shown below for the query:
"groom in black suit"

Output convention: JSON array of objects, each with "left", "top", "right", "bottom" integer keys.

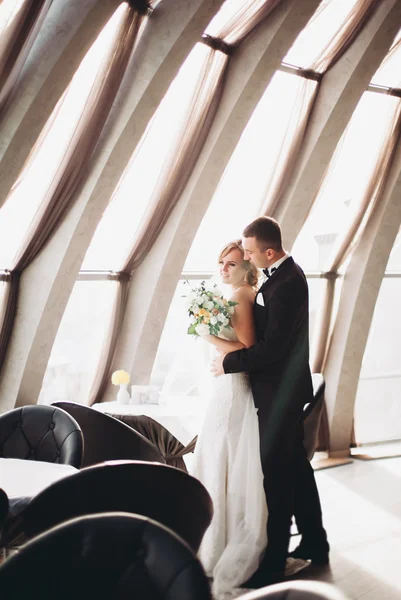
[{"left": 211, "top": 216, "right": 328, "bottom": 587}]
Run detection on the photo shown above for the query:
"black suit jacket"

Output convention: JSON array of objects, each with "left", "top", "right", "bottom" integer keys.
[{"left": 223, "top": 257, "right": 313, "bottom": 433}]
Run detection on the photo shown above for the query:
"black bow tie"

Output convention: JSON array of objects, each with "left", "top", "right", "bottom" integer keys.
[{"left": 263, "top": 267, "right": 277, "bottom": 278}]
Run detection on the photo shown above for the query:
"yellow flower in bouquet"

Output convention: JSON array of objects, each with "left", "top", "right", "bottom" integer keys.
[{"left": 111, "top": 369, "right": 130, "bottom": 385}]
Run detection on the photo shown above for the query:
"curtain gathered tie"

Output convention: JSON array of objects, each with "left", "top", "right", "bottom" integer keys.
[
  {"left": 201, "top": 34, "right": 235, "bottom": 56},
  {"left": 127, "top": 0, "right": 153, "bottom": 15}
]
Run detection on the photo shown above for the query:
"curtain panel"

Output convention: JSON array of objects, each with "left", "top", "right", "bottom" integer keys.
[
  {"left": 0, "top": 3, "right": 149, "bottom": 378},
  {"left": 206, "top": 0, "right": 283, "bottom": 46},
  {"left": 88, "top": 274, "right": 131, "bottom": 406},
  {"left": 0, "top": 0, "right": 52, "bottom": 120},
  {"left": 261, "top": 0, "right": 381, "bottom": 220},
  {"left": 311, "top": 99, "right": 401, "bottom": 375}
]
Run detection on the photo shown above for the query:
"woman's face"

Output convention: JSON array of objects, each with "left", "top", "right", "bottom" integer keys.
[{"left": 219, "top": 248, "right": 245, "bottom": 287}]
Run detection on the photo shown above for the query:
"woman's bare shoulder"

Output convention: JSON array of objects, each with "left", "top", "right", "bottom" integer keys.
[{"left": 231, "top": 285, "right": 256, "bottom": 305}]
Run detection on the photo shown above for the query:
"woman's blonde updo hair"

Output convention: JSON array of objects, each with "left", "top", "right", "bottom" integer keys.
[{"left": 218, "top": 240, "right": 259, "bottom": 288}]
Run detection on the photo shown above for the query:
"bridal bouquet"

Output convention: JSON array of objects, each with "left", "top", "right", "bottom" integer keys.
[{"left": 183, "top": 280, "right": 237, "bottom": 337}]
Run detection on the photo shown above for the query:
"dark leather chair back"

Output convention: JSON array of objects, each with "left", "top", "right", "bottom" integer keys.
[
  {"left": 0, "top": 488, "right": 9, "bottom": 526},
  {"left": 0, "top": 405, "right": 83, "bottom": 467},
  {"left": 0, "top": 512, "right": 212, "bottom": 600},
  {"left": 303, "top": 373, "right": 326, "bottom": 461},
  {"left": 3, "top": 460, "right": 213, "bottom": 553},
  {"left": 52, "top": 401, "right": 165, "bottom": 467},
  {"left": 239, "top": 580, "right": 349, "bottom": 600}
]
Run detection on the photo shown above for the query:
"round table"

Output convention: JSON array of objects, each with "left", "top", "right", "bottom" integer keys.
[{"left": 0, "top": 458, "right": 78, "bottom": 516}]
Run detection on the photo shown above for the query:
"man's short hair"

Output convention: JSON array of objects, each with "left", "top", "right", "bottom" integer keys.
[{"left": 243, "top": 216, "right": 283, "bottom": 251}]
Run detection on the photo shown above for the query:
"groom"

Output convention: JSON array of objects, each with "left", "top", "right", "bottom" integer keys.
[{"left": 211, "top": 216, "right": 328, "bottom": 588}]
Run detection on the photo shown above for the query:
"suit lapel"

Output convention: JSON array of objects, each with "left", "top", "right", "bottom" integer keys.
[{"left": 257, "top": 256, "right": 294, "bottom": 294}]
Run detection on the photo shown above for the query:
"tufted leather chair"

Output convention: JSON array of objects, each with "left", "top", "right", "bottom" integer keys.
[
  {"left": 239, "top": 581, "right": 349, "bottom": 600},
  {"left": 0, "top": 512, "right": 212, "bottom": 599},
  {"left": 1, "top": 460, "right": 213, "bottom": 553},
  {"left": 52, "top": 402, "right": 165, "bottom": 467},
  {"left": 0, "top": 405, "right": 83, "bottom": 467}
]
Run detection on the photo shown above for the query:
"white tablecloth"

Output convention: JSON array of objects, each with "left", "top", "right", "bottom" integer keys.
[
  {"left": 93, "top": 396, "right": 208, "bottom": 447},
  {"left": 0, "top": 458, "right": 78, "bottom": 516}
]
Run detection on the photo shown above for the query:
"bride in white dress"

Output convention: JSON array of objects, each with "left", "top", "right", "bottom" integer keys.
[{"left": 190, "top": 240, "right": 267, "bottom": 596}]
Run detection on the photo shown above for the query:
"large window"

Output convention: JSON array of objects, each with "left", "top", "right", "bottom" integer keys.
[
  {"left": 184, "top": 71, "right": 318, "bottom": 272},
  {"left": 0, "top": 0, "right": 25, "bottom": 36},
  {"left": 81, "top": 43, "right": 215, "bottom": 271},
  {"left": 354, "top": 229, "right": 401, "bottom": 444},
  {"left": 354, "top": 277, "right": 401, "bottom": 444},
  {"left": 38, "top": 280, "right": 117, "bottom": 406},
  {"left": 292, "top": 92, "right": 401, "bottom": 271},
  {"left": 150, "top": 280, "right": 204, "bottom": 395},
  {"left": 284, "top": 0, "right": 362, "bottom": 69},
  {"left": 0, "top": 7, "right": 126, "bottom": 269}
]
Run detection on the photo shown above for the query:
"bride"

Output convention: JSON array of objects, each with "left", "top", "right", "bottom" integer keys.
[{"left": 190, "top": 240, "right": 267, "bottom": 595}]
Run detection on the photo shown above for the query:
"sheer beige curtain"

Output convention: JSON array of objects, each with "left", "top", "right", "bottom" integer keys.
[
  {"left": 311, "top": 0, "right": 379, "bottom": 74},
  {"left": 371, "top": 32, "right": 401, "bottom": 89},
  {"left": 0, "top": 2, "right": 150, "bottom": 375},
  {"left": 13, "top": 5, "right": 146, "bottom": 266},
  {"left": 311, "top": 274, "right": 336, "bottom": 451},
  {"left": 261, "top": 0, "right": 380, "bottom": 218},
  {"left": 328, "top": 101, "right": 401, "bottom": 272},
  {"left": 0, "top": 270, "right": 19, "bottom": 372},
  {"left": 259, "top": 75, "right": 319, "bottom": 216},
  {"left": 88, "top": 274, "right": 131, "bottom": 406},
  {"left": 0, "top": 0, "right": 52, "bottom": 119},
  {"left": 207, "top": 0, "right": 283, "bottom": 45},
  {"left": 124, "top": 48, "right": 229, "bottom": 273}
]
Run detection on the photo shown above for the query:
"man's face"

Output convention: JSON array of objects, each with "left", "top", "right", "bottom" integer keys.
[{"left": 242, "top": 236, "right": 274, "bottom": 269}]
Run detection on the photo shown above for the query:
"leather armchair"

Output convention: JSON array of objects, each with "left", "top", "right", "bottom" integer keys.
[
  {"left": 52, "top": 401, "right": 165, "bottom": 467},
  {"left": 2, "top": 460, "right": 213, "bottom": 553},
  {"left": 0, "top": 512, "right": 212, "bottom": 599},
  {"left": 0, "top": 405, "right": 83, "bottom": 467}
]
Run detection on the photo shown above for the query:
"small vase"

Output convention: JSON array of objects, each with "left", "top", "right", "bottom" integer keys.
[{"left": 116, "top": 383, "right": 130, "bottom": 404}]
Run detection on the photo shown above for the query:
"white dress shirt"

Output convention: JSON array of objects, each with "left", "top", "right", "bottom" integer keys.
[{"left": 264, "top": 252, "right": 290, "bottom": 277}]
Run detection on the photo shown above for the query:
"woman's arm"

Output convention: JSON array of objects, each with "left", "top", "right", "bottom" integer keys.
[
  {"left": 203, "top": 335, "right": 245, "bottom": 352},
  {"left": 203, "top": 287, "right": 256, "bottom": 352}
]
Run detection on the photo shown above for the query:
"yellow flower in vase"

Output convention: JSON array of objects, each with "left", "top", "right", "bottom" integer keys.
[{"left": 111, "top": 370, "right": 131, "bottom": 404}]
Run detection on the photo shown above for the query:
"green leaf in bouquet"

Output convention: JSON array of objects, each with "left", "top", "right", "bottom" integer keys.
[{"left": 187, "top": 324, "right": 198, "bottom": 335}]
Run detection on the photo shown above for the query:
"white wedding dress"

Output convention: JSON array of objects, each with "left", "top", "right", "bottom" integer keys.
[{"left": 190, "top": 328, "right": 268, "bottom": 596}]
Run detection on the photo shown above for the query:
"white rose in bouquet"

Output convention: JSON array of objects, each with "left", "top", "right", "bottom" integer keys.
[{"left": 195, "top": 323, "right": 210, "bottom": 336}]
